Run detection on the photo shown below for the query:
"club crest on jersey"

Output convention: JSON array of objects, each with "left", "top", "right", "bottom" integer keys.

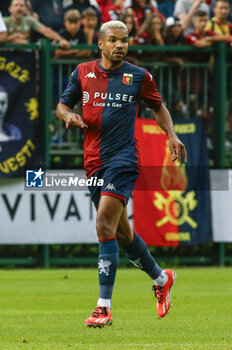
[{"left": 123, "top": 73, "right": 133, "bottom": 85}]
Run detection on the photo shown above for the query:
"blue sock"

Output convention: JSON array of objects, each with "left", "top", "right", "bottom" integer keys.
[
  {"left": 124, "top": 232, "right": 162, "bottom": 279},
  {"left": 98, "top": 238, "right": 119, "bottom": 302}
]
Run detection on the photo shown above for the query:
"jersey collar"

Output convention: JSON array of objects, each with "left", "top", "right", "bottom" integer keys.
[{"left": 98, "top": 59, "right": 126, "bottom": 74}]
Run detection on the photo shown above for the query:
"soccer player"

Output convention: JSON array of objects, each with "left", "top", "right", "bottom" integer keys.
[{"left": 56, "top": 20, "right": 187, "bottom": 328}]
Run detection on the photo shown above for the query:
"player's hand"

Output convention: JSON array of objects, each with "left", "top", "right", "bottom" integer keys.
[
  {"left": 64, "top": 113, "right": 88, "bottom": 129},
  {"left": 169, "top": 134, "right": 187, "bottom": 163}
]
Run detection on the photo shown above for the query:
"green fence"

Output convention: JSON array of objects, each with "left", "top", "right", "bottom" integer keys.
[{"left": 0, "top": 41, "right": 231, "bottom": 267}]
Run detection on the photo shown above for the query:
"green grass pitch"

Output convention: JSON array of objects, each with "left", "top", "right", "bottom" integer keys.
[{"left": 0, "top": 267, "right": 232, "bottom": 350}]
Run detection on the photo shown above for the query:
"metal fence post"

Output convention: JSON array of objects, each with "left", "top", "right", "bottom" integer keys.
[
  {"left": 215, "top": 242, "right": 225, "bottom": 266},
  {"left": 39, "top": 245, "right": 50, "bottom": 268},
  {"left": 38, "top": 39, "right": 52, "bottom": 169},
  {"left": 212, "top": 42, "right": 226, "bottom": 167},
  {"left": 38, "top": 40, "right": 52, "bottom": 267}
]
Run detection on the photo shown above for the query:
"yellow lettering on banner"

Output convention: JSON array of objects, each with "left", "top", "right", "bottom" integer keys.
[
  {"left": 7, "top": 157, "right": 19, "bottom": 172},
  {"left": 27, "top": 139, "right": 35, "bottom": 150},
  {"left": 0, "top": 139, "right": 35, "bottom": 173},
  {"left": 5, "top": 61, "right": 15, "bottom": 74},
  {"left": 15, "top": 151, "right": 26, "bottom": 167},
  {"left": 142, "top": 124, "right": 165, "bottom": 134},
  {"left": 174, "top": 123, "right": 196, "bottom": 134},
  {"left": 0, "top": 57, "right": 30, "bottom": 83},
  {"left": 0, "top": 57, "right": 6, "bottom": 70},
  {"left": 10, "top": 64, "right": 21, "bottom": 80},
  {"left": 165, "top": 232, "right": 191, "bottom": 241},
  {"left": 0, "top": 161, "right": 10, "bottom": 174},
  {"left": 21, "top": 144, "right": 32, "bottom": 157},
  {"left": 19, "top": 70, "right": 30, "bottom": 83}
]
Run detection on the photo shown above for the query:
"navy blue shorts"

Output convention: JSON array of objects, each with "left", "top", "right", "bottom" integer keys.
[{"left": 88, "top": 166, "right": 140, "bottom": 208}]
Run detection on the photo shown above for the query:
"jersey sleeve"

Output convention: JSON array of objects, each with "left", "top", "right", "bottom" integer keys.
[
  {"left": 59, "top": 67, "right": 82, "bottom": 109},
  {"left": 140, "top": 70, "right": 162, "bottom": 111}
]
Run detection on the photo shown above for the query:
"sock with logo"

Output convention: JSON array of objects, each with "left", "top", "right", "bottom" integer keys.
[
  {"left": 124, "top": 231, "right": 164, "bottom": 282},
  {"left": 97, "top": 238, "right": 119, "bottom": 309}
]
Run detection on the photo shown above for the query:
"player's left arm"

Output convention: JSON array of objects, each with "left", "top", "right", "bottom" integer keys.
[
  {"left": 154, "top": 103, "right": 187, "bottom": 163},
  {"left": 141, "top": 69, "right": 187, "bottom": 163}
]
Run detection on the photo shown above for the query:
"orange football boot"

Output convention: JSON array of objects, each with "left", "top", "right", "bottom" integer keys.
[
  {"left": 152, "top": 269, "right": 177, "bottom": 318},
  {"left": 85, "top": 306, "right": 112, "bottom": 328}
]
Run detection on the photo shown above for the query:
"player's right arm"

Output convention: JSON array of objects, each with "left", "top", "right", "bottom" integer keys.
[
  {"left": 56, "top": 103, "right": 87, "bottom": 129},
  {"left": 56, "top": 67, "right": 88, "bottom": 129}
]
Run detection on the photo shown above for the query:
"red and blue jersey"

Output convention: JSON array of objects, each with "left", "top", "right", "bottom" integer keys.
[{"left": 60, "top": 59, "right": 162, "bottom": 178}]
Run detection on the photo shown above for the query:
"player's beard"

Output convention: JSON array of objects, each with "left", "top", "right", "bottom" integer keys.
[{"left": 103, "top": 50, "right": 126, "bottom": 65}]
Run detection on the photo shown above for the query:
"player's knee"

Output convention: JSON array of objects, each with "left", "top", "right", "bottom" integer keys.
[
  {"left": 96, "top": 219, "right": 116, "bottom": 239},
  {"left": 116, "top": 229, "right": 133, "bottom": 248}
]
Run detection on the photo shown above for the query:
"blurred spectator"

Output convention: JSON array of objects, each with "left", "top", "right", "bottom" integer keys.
[
  {"left": 174, "top": 0, "right": 210, "bottom": 34},
  {"left": 120, "top": 13, "right": 137, "bottom": 43},
  {"left": 186, "top": 10, "right": 216, "bottom": 46},
  {"left": 205, "top": 0, "right": 232, "bottom": 41},
  {"left": 108, "top": 0, "right": 126, "bottom": 20},
  {"left": 54, "top": 9, "right": 91, "bottom": 58},
  {"left": 163, "top": 16, "right": 185, "bottom": 45},
  {"left": 96, "top": 0, "right": 113, "bottom": 23},
  {"left": 137, "top": 13, "right": 165, "bottom": 65},
  {"left": 82, "top": 7, "right": 99, "bottom": 44},
  {"left": 29, "top": 0, "right": 64, "bottom": 31},
  {"left": 127, "top": 0, "right": 165, "bottom": 31},
  {"left": 0, "top": 10, "right": 8, "bottom": 43},
  {"left": 184, "top": 9, "right": 227, "bottom": 116},
  {"left": 62, "top": 0, "right": 101, "bottom": 24},
  {"left": 138, "top": 12, "right": 165, "bottom": 45},
  {"left": 210, "top": 0, "right": 232, "bottom": 21},
  {"left": 162, "top": 17, "right": 187, "bottom": 119},
  {"left": 23, "top": 1, "right": 39, "bottom": 19},
  {"left": 4, "top": 0, "right": 70, "bottom": 47},
  {"left": 157, "top": 0, "right": 175, "bottom": 18},
  {"left": 119, "top": 13, "right": 140, "bottom": 64}
]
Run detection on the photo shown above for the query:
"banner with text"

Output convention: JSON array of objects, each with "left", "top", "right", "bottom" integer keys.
[
  {"left": 0, "top": 51, "right": 43, "bottom": 178},
  {"left": 133, "top": 118, "right": 213, "bottom": 246},
  {"left": 0, "top": 173, "right": 133, "bottom": 244}
]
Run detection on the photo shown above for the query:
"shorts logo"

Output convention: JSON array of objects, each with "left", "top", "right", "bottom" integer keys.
[
  {"left": 105, "top": 183, "right": 116, "bottom": 191},
  {"left": 123, "top": 73, "right": 133, "bottom": 85},
  {"left": 83, "top": 91, "right": 90, "bottom": 105},
  {"left": 26, "top": 168, "right": 44, "bottom": 188}
]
